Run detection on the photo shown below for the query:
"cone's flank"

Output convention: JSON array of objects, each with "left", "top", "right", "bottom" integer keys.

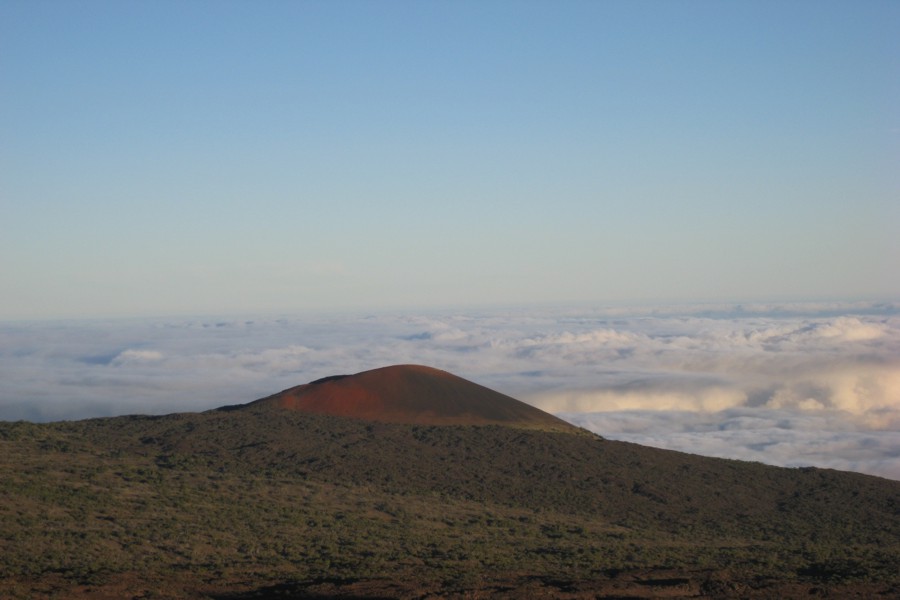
[{"left": 251, "top": 364, "right": 578, "bottom": 431}]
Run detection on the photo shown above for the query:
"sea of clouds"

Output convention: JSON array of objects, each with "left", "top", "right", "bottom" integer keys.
[{"left": 1, "top": 301, "right": 898, "bottom": 480}]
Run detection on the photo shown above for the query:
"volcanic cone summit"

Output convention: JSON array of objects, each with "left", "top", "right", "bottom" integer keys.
[{"left": 253, "top": 364, "right": 575, "bottom": 430}]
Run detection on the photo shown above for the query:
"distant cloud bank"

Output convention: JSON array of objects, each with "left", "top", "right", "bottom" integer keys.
[{"left": 1, "top": 301, "right": 897, "bottom": 480}]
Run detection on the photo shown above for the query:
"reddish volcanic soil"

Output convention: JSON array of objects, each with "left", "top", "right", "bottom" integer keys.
[{"left": 253, "top": 364, "right": 575, "bottom": 430}]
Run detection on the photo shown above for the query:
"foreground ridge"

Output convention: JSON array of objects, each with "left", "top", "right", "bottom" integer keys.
[{"left": 1, "top": 366, "right": 898, "bottom": 598}]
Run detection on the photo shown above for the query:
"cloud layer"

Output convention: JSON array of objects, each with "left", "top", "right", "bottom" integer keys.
[
  {"left": 1, "top": 301, "right": 897, "bottom": 479},
  {"left": 564, "top": 409, "right": 900, "bottom": 481}
]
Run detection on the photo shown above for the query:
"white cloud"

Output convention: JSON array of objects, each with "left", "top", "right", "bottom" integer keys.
[
  {"left": 111, "top": 349, "right": 164, "bottom": 365},
  {"left": 758, "top": 363, "right": 900, "bottom": 416},
  {"left": 564, "top": 408, "right": 900, "bottom": 481},
  {"left": 812, "top": 316, "right": 886, "bottom": 341},
  {"left": 536, "top": 386, "right": 747, "bottom": 413}
]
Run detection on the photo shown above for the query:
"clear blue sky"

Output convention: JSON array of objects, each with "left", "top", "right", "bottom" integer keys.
[{"left": 2, "top": 0, "right": 898, "bottom": 319}]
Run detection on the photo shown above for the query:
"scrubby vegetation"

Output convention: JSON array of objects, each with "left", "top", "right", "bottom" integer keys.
[{"left": 1, "top": 405, "right": 899, "bottom": 598}]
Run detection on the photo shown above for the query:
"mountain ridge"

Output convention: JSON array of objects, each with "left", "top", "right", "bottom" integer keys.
[
  {"left": 249, "top": 364, "right": 578, "bottom": 431},
  {"left": 1, "top": 365, "right": 898, "bottom": 598}
]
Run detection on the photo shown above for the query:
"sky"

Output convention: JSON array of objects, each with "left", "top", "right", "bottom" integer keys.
[
  {"left": 2, "top": 0, "right": 898, "bottom": 319},
  {"left": 1, "top": 4, "right": 898, "bottom": 481}
]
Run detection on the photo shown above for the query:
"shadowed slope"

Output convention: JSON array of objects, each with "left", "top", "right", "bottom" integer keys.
[
  {"left": 252, "top": 364, "right": 576, "bottom": 430},
  {"left": 3, "top": 385, "right": 900, "bottom": 598}
]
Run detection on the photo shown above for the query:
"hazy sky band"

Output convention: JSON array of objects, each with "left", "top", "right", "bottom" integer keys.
[{"left": 2, "top": 1, "right": 898, "bottom": 319}]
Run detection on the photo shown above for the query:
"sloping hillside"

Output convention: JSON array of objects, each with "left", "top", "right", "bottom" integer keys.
[{"left": 1, "top": 368, "right": 898, "bottom": 599}]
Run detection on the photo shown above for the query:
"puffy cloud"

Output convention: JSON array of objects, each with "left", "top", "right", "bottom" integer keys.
[
  {"left": 733, "top": 316, "right": 887, "bottom": 348},
  {"left": 524, "top": 361, "right": 900, "bottom": 418},
  {"left": 529, "top": 384, "right": 746, "bottom": 413},
  {"left": 812, "top": 316, "right": 886, "bottom": 341},
  {"left": 110, "top": 349, "right": 164, "bottom": 365},
  {"left": 564, "top": 408, "right": 900, "bottom": 481},
  {"left": 758, "top": 363, "right": 900, "bottom": 416}
]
